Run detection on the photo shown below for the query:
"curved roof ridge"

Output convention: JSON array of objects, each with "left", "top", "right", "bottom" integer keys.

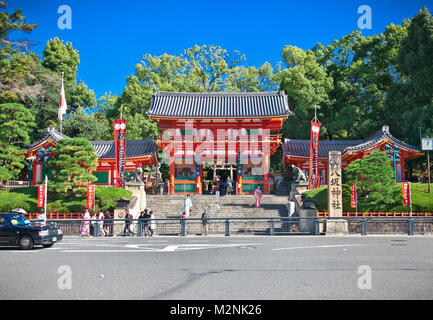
[
  {"left": 148, "top": 91, "right": 291, "bottom": 118},
  {"left": 345, "top": 125, "right": 419, "bottom": 153}
]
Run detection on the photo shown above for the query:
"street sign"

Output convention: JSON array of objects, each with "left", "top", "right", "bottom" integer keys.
[{"left": 421, "top": 138, "right": 433, "bottom": 150}]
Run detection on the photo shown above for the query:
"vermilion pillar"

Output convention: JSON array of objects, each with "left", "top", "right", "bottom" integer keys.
[
  {"left": 263, "top": 154, "right": 270, "bottom": 194},
  {"left": 169, "top": 149, "right": 175, "bottom": 194}
]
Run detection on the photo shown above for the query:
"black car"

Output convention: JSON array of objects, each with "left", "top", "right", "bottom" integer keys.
[{"left": 0, "top": 213, "right": 63, "bottom": 249}]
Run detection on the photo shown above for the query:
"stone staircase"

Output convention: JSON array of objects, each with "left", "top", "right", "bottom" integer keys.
[{"left": 145, "top": 194, "right": 290, "bottom": 235}]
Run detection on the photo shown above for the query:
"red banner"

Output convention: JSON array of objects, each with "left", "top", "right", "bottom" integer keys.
[
  {"left": 37, "top": 185, "right": 45, "bottom": 208},
  {"left": 87, "top": 185, "right": 95, "bottom": 209},
  {"left": 351, "top": 184, "right": 357, "bottom": 209},
  {"left": 309, "top": 121, "right": 321, "bottom": 189},
  {"left": 402, "top": 182, "right": 411, "bottom": 207},
  {"left": 113, "top": 119, "right": 127, "bottom": 188}
]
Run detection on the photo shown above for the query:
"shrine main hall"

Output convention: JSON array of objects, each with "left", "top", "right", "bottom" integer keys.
[{"left": 148, "top": 91, "right": 290, "bottom": 195}]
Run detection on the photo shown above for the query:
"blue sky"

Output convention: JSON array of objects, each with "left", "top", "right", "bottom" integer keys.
[{"left": 8, "top": 0, "right": 433, "bottom": 98}]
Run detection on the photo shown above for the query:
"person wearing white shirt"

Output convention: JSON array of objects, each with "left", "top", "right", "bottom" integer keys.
[
  {"left": 184, "top": 194, "right": 193, "bottom": 217},
  {"left": 37, "top": 209, "right": 46, "bottom": 227}
]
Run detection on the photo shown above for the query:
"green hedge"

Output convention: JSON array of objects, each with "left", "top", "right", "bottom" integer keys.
[
  {"left": 303, "top": 183, "right": 433, "bottom": 213},
  {"left": 8, "top": 186, "right": 132, "bottom": 213}
]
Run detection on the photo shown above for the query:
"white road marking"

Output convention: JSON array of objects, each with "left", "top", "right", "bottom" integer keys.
[
  {"left": 61, "top": 243, "right": 262, "bottom": 253},
  {"left": 272, "top": 244, "right": 365, "bottom": 251}
]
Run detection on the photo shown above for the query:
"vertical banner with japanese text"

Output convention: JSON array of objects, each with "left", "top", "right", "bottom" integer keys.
[
  {"left": 309, "top": 121, "right": 321, "bottom": 189},
  {"left": 87, "top": 185, "right": 95, "bottom": 209},
  {"left": 113, "top": 119, "right": 127, "bottom": 188},
  {"left": 351, "top": 184, "right": 357, "bottom": 210},
  {"left": 402, "top": 182, "right": 411, "bottom": 207},
  {"left": 37, "top": 185, "right": 45, "bottom": 208},
  {"left": 328, "top": 151, "right": 343, "bottom": 217}
]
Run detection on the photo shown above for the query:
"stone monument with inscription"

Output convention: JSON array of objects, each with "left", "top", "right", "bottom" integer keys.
[{"left": 326, "top": 151, "right": 348, "bottom": 234}]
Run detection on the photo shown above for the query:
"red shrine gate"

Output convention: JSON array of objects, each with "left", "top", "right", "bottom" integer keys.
[{"left": 148, "top": 91, "right": 291, "bottom": 194}]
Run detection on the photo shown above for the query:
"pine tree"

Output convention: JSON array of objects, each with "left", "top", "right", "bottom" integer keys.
[
  {"left": 48, "top": 138, "right": 98, "bottom": 197},
  {"left": 0, "top": 103, "right": 35, "bottom": 181},
  {"left": 344, "top": 152, "right": 402, "bottom": 210}
]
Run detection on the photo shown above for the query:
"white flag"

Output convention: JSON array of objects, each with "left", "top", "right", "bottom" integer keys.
[{"left": 58, "top": 73, "right": 67, "bottom": 121}]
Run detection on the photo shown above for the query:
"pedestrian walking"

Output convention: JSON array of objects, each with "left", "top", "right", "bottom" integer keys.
[
  {"left": 254, "top": 186, "right": 263, "bottom": 208},
  {"left": 123, "top": 209, "right": 134, "bottom": 236},
  {"left": 98, "top": 210, "right": 105, "bottom": 237},
  {"left": 201, "top": 209, "right": 209, "bottom": 236},
  {"left": 149, "top": 210, "right": 156, "bottom": 236},
  {"left": 81, "top": 208, "right": 91, "bottom": 237},
  {"left": 104, "top": 211, "right": 111, "bottom": 236},
  {"left": 180, "top": 212, "right": 188, "bottom": 235},
  {"left": 139, "top": 209, "right": 150, "bottom": 236},
  {"left": 184, "top": 194, "right": 193, "bottom": 217},
  {"left": 90, "top": 211, "right": 97, "bottom": 236},
  {"left": 37, "top": 208, "right": 46, "bottom": 227}
]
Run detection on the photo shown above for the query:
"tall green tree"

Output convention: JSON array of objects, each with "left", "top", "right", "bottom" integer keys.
[
  {"left": 279, "top": 45, "right": 333, "bottom": 139},
  {"left": 388, "top": 8, "right": 433, "bottom": 144},
  {"left": 42, "top": 37, "right": 96, "bottom": 112},
  {"left": 48, "top": 138, "right": 98, "bottom": 197},
  {"left": 0, "top": 103, "right": 35, "bottom": 180},
  {"left": 0, "top": 1, "right": 38, "bottom": 51},
  {"left": 226, "top": 62, "right": 281, "bottom": 92},
  {"left": 42, "top": 37, "right": 79, "bottom": 81},
  {"left": 62, "top": 107, "right": 111, "bottom": 141}
]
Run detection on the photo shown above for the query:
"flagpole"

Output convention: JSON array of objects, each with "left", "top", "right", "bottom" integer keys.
[
  {"left": 60, "top": 72, "right": 63, "bottom": 134},
  {"left": 59, "top": 72, "right": 64, "bottom": 134}
]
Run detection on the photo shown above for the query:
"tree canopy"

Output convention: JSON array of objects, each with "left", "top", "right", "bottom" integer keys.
[{"left": 1, "top": 1, "right": 433, "bottom": 184}]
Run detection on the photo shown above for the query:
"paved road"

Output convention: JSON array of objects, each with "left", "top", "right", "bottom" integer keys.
[{"left": 1, "top": 235, "right": 432, "bottom": 300}]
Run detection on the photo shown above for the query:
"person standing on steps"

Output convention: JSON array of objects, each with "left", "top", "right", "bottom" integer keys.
[
  {"left": 184, "top": 194, "right": 193, "bottom": 217},
  {"left": 254, "top": 186, "right": 263, "bottom": 208}
]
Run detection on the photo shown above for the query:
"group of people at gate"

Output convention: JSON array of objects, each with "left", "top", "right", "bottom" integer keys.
[
  {"left": 80, "top": 209, "right": 112, "bottom": 237},
  {"left": 78, "top": 187, "right": 262, "bottom": 237}
]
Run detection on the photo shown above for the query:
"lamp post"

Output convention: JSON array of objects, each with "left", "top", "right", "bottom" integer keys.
[
  {"left": 26, "top": 155, "right": 36, "bottom": 188},
  {"left": 385, "top": 144, "right": 401, "bottom": 182}
]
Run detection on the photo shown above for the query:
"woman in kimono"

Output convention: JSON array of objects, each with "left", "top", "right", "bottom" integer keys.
[
  {"left": 254, "top": 186, "right": 263, "bottom": 208},
  {"left": 98, "top": 210, "right": 105, "bottom": 237},
  {"left": 81, "top": 208, "right": 91, "bottom": 237}
]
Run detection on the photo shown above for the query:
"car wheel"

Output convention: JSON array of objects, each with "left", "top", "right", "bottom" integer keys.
[
  {"left": 19, "top": 235, "right": 34, "bottom": 250},
  {"left": 42, "top": 243, "right": 54, "bottom": 248}
]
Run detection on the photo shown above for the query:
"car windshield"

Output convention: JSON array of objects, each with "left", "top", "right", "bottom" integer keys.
[{"left": 2, "top": 214, "right": 32, "bottom": 226}]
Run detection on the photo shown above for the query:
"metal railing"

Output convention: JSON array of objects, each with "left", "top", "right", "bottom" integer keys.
[
  {"left": 32, "top": 216, "right": 433, "bottom": 237},
  {"left": 1, "top": 180, "right": 29, "bottom": 189}
]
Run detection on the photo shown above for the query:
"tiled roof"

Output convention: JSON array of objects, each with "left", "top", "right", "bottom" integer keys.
[
  {"left": 147, "top": 91, "right": 291, "bottom": 118},
  {"left": 27, "top": 127, "right": 69, "bottom": 150},
  {"left": 282, "top": 139, "right": 361, "bottom": 158},
  {"left": 282, "top": 126, "right": 420, "bottom": 159},
  {"left": 27, "top": 127, "right": 157, "bottom": 159},
  {"left": 90, "top": 140, "right": 157, "bottom": 159},
  {"left": 345, "top": 126, "right": 420, "bottom": 152}
]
